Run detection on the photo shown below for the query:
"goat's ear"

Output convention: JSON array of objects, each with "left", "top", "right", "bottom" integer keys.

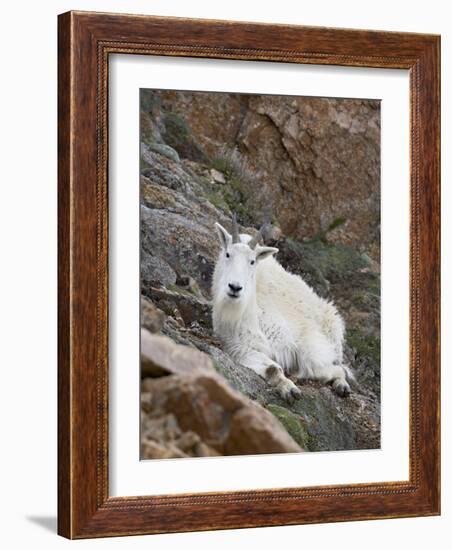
[
  {"left": 215, "top": 222, "right": 232, "bottom": 249},
  {"left": 256, "top": 246, "right": 278, "bottom": 262}
]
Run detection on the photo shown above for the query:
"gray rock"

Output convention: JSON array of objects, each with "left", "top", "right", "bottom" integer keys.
[
  {"left": 141, "top": 252, "right": 177, "bottom": 289},
  {"left": 144, "top": 141, "right": 180, "bottom": 163},
  {"left": 143, "top": 285, "right": 211, "bottom": 329},
  {"left": 141, "top": 296, "right": 166, "bottom": 334},
  {"left": 141, "top": 204, "right": 220, "bottom": 294},
  {"left": 210, "top": 168, "right": 226, "bottom": 184}
]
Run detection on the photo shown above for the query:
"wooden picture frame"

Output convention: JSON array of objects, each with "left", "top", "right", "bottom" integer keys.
[{"left": 58, "top": 10, "right": 440, "bottom": 539}]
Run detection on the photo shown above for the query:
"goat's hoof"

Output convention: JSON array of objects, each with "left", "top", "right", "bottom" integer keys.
[
  {"left": 332, "top": 379, "right": 351, "bottom": 397},
  {"left": 278, "top": 382, "right": 301, "bottom": 403},
  {"left": 290, "top": 386, "right": 302, "bottom": 400}
]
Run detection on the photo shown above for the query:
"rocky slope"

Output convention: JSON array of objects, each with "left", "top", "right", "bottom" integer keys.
[
  {"left": 141, "top": 330, "right": 302, "bottom": 458},
  {"left": 140, "top": 90, "right": 381, "bottom": 457}
]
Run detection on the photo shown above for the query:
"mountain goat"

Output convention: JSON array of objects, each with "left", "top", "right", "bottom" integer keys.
[{"left": 212, "top": 216, "right": 352, "bottom": 402}]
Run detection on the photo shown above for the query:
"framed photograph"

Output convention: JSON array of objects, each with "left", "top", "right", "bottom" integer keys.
[{"left": 58, "top": 11, "right": 440, "bottom": 538}]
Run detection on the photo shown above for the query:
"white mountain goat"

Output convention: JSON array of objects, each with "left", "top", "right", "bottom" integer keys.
[{"left": 212, "top": 216, "right": 352, "bottom": 402}]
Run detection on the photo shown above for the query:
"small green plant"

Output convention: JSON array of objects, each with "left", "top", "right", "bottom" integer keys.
[
  {"left": 314, "top": 217, "right": 348, "bottom": 243},
  {"left": 347, "top": 329, "right": 381, "bottom": 365},
  {"left": 211, "top": 145, "right": 253, "bottom": 185},
  {"left": 162, "top": 111, "right": 206, "bottom": 162},
  {"left": 163, "top": 112, "right": 190, "bottom": 143},
  {"left": 207, "top": 146, "right": 258, "bottom": 224},
  {"left": 327, "top": 217, "right": 347, "bottom": 233},
  {"left": 266, "top": 404, "right": 313, "bottom": 450}
]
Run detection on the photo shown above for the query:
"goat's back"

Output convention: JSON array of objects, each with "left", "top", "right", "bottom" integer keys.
[{"left": 256, "top": 256, "right": 343, "bottom": 344}]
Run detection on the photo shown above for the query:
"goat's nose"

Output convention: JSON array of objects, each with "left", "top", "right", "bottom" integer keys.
[{"left": 228, "top": 282, "right": 243, "bottom": 293}]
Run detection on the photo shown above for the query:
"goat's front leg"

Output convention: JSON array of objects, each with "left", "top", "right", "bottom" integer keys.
[{"left": 241, "top": 352, "right": 302, "bottom": 403}]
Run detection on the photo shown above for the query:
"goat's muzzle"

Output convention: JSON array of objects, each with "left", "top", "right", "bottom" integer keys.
[{"left": 227, "top": 282, "right": 243, "bottom": 299}]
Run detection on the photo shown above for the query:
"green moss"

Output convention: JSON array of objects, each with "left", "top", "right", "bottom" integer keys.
[
  {"left": 140, "top": 90, "right": 162, "bottom": 113},
  {"left": 266, "top": 404, "right": 313, "bottom": 450},
  {"left": 197, "top": 173, "right": 253, "bottom": 224},
  {"left": 207, "top": 148, "right": 259, "bottom": 224},
  {"left": 211, "top": 156, "right": 235, "bottom": 177},
  {"left": 203, "top": 190, "right": 231, "bottom": 213},
  {"left": 210, "top": 147, "right": 252, "bottom": 184},
  {"left": 327, "top": 217, "right": 347, "bottom": 232},
  {"left": 162, "top": 111, "right": 207, "bottom": 162},
  {"left": 285, "top": 237, "right": 368, "bottom": 283},
  {"left": 314, "top": 217, "right": 348, "bottom": 243},
  {"left": 352, "top": 290, "right": 379, "bottom": 310},
  {"left": 163, "top": 111, "right": 190, "bottom": 142},
  {"left": 347, "top": 329, "right": 381, "bottom": 365},
  {"left": 220, "top": 179, "right": 252, "bottom": 223}
]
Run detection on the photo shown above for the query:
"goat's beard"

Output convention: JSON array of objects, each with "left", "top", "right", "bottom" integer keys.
[
  {"left": 224, "top": 291, "right": 245, "bottom": 306},
  {"left": 217, "top": 289, "right": 252, "bottom": 318}
]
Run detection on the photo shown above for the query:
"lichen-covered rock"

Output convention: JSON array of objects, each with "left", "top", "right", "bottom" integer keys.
[
  {"left": 266, "top": 405, "right": 312, "bottom": 450},
  {"left": 144, "top": 141, "right": 180, "bottom": 163}
]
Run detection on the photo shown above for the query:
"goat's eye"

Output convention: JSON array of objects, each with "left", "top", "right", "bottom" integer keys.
[
  {"left": 250, "top": 260, "right": 255, "bottom": 265},
  {"left": 226, "top": 252, "right": 230, "bottom": 258}
]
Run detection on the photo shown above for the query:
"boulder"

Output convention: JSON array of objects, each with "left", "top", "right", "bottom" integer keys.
[
  {"left": 140, "top": 296, "right": 165, "bottom": 334},
  {"left": 140, "top": 331, "right": 303, "bottom": 456},
  {"left": 141, "top": 329, "right": 212, "bottom": 378}
]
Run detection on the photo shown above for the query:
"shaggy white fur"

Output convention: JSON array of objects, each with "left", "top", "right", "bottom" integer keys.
[{"left": 212, "top": 222, "right": 352, "bottom": 402}]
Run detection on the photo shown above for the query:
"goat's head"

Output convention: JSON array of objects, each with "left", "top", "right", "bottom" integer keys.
[{"left": 213, "top": 214, "right": 278, "bottom": 307}]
